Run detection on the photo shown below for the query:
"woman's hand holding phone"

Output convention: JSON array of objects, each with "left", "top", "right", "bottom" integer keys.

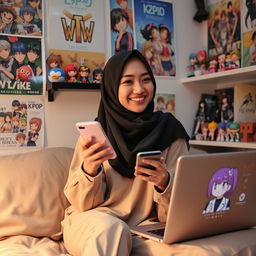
[
  {"left": 76, "top": 121, "right": 116, "bottom": 177},
  {"left": 134, "top": 151, "right": 169, "bottom": 191},
  {"left": 80, "top": 136, "right": 114, "bottom": 177}
]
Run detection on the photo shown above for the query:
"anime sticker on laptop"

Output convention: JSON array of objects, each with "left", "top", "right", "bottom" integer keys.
[{"left": 202, "top": 168, "right": 238, "bottom": 214}]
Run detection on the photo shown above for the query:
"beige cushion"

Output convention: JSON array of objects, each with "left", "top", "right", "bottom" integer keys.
[{"left": 0, "top": 147, "right": 74, "bottom": 240}]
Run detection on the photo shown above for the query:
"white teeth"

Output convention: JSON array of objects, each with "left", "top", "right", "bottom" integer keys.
[{"left": 131, "top": 97, "right": 144, "bottom": 101}]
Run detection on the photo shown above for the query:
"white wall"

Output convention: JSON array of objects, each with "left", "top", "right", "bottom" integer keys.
[{"left": 43, "top": 0, "right": 207, "bottom": 149}]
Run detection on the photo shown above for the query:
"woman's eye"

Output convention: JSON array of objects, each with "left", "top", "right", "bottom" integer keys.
[
  {"left": 122, "top": 79, "right": 133, "bottom": 85},
  {"left": 143, "top": 77, "right": 152, "bottom": 82}
]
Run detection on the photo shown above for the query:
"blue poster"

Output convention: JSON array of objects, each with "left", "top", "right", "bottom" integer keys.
[
  {"left": 109, "top": 0, "right": 134, "bottom": 56},
  {"left": 134, "top": 0, "right": 176, "bottom": 76}
]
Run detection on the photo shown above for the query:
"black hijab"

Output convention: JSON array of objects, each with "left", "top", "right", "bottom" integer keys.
[{"left": 96, "top": 50, "right": 190, "bottom": 178}]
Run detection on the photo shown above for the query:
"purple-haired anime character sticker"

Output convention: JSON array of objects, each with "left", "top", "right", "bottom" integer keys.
[{"left": 202, "top": 167, "right": 238, "bottom": 214}]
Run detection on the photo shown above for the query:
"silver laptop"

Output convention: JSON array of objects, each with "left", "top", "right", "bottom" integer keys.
[{"left": 130, "top": 150, "right": 256, "bottom": 243}]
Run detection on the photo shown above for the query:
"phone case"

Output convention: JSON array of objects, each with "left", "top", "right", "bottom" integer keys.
[
  {"left": 76, "top": 121, "right": 116, "bottom": 159},
  {"left": 136, "top": 150, "right": 162, "bottom": 169}
]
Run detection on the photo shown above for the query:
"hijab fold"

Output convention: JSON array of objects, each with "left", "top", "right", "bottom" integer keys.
[{"left": 96, "top": 50, "right": 189, "bottom": 178}]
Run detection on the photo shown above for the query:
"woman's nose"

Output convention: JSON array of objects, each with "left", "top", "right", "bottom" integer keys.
[{"left": 132, "top": 80, "right": 144, "bottom": 93}]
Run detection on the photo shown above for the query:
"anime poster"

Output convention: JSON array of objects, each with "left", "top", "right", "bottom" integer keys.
[
  {"left": 47, "top": 0, "right": 105, "bottom": 84},
  {"left": 0, "top": 0, "right": 43, "bottom": 37},
  {"left": 154, "top": 93, "right": 175, "bottom": 115},
  {"left": 207, "top": 0, "right": 241, "bottom": 60},
  {"left": 134, "top": 0, "right": 176, "bottom": 77},
  {"left": 240, "top": 0, "right": 256, "bottom": 67},
  {"left": 0, "top": 96, "right": 44, "bottom": 148},
  {"left": 109, "top": 0, "right": 134, "bottom": 56},
  {"left": 0, "top": 34, "right": 44, "bottom": 95}
]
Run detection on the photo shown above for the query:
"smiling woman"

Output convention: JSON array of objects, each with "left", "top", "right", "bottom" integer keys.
[{"left": 62, "top": 49, "right": 190, "bottom": 256}]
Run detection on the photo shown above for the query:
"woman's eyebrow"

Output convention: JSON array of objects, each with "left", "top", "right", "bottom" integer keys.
[{"left": 121, "top": 72, "right": 149, "bottom": 78}]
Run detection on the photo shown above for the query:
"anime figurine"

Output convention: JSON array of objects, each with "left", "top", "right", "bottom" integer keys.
[
  {"left": 218, "top": 54, "right": 226, "bottom": 72},
  {"left": 64, "top": 63, "right": 78, "bottom": 82},
  {"left": 47, "top": 68, "right": 65, "bottom": 83},
  {"left": 202, "top": 167, "right": 238, "bottom": 214},
  {"left": 46, "top": 53, "right": 63, "bottom": 69},
  {"left": 228, "top": 122, "right": 240, "bottom": 142},
  {"left": 158, "top": 24, "right": 175, "bottom": 76},
  {"left": 208, "top": 121, "right": 218, "bottom": 141},
  {"left": 0, "top": 5, "right": 18, "bottom": 34},
  {"left": 197, "top": 50, "right": 207, "bottom": 70},
  {"left": 200, "top": 122, "right": 209, "bottom": 140},
  {"left": 216, "top": 122, "right": 226, "bottom": 142},
  {"left": 192, "top": 99, "right": 208, "bottom": 139},
  {"left": 0, "top": 39, "right": 14, "bottom": 81},
  {"left": 230, "top": 51, "right": 240, "bottom": 68},
  {"left": 78, "top": 66, "right": 90, "bottom": 83},
  {"left": 216, "top": 94, "right": 234, "bottom": 125},
  {"left": 92, "top": 68, "right": 103, "bottom": 84},
  {"left": 111, "top": 8, "right": 134, "bottom": 54},
  {"left": 187, "top": 52, "right": 198, "bottom": 77},
  {"left": 27, "top": 117, "right": 42, "bottom": 146}
]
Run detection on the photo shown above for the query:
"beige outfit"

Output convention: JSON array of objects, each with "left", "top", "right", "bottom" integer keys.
[{"left": 62, "top": 137, "right": 188, "bottom": 256}]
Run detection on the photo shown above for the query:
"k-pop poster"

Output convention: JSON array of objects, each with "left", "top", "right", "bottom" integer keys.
[
  {"left": 207, "top": 0, "right": 241, "bottom": 59},
  {"left": 154, "top": 93, "right": 175, "bottom": 116},
  {"left": 0, "top": 34, "right": 44, "bottom": 95},
  {"left": 47, "top": 0, "right": 105, "bottom": 84},
  {"left": 0, "top": 0, "right": 43, "bottom": 37},
  {"left": 109, "top": 0, "right": 134, "bottom": 56},
  {"left": 134, "top": 0, "right": 176, "bottom": 77},
  {"left": 240, "top": 0, "right": 256, "bottom": 32},
  {"left": 0, "top": 96, "right": 44, "bottom": 148}
]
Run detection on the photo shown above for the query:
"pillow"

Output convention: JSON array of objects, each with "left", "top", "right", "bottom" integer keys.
[{"left": 0, "top": 147, "right": 74, "bottom": 240}]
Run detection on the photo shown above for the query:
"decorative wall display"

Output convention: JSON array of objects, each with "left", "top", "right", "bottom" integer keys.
[
  {"left": 0, "top": 0, "right": 43, "bottom": 37},
  {"left": 109, "top": 0, "right": 134, "bottom": 56},
  {"left": 207, "top": 0, "right": 241, "bottom": 59},
  {"left": 47, "top": 0, "right": 105, "bottom": 84},
  {"left": 134, "top": 0, "right": 176, "bottom": 77},
  {"left": 0, "top": 34, "right": 44, "bottom": 95},
  {"left": 154, "top": 93, "right": 175, "bottom": 116},
  {"left": 0, "top": 96, "right": 44, "bottom": 148}
]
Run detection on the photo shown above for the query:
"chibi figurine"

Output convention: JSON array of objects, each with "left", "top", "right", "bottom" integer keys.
[
  {"left": 92, "top": 68, "right": 103, "bottom": 84},
  {"left": 228, "top": 122, "right": 240, "bottom": 142},
  {"left": 47, "top": 68, "right": 65, "bottom": 83},
  {"left": 208, "top": 121, "right": 218, "bottom": 141},
  {"left": 64, "top": 63, "right": 78, "bottom": 82},
  {"left": 201, "top": 122, "right": 209, "bottom": 140},
  {"left": 46, "top": 53, "right": 63, "bottom": 69},
  {"left": 187, "top": 52, "right": 198, "bottom": 77},
  {"left": 218, "top": 54, "right": 226, "bottom": 72},
  {"left": 202, "top": 167, "right": 238, "bottom": 214},
  {"left": 78, "top": 66, "right": 91, "bottom": 83},
  {"left": 216, "top": 122, "right": 226, "bottom": 142}
]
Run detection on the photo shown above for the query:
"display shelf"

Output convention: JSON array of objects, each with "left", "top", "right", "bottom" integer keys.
[
  {"left": 181, "top": 65, "right": 256, "bottom": 86},
  {"left": 189, "top": 140, "right": 256, "bottom": 149},
  {"left": 47, "top": 82, "right": 100, "bottom": 101}
]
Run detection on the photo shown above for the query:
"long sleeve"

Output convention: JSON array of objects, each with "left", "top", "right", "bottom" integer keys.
[
  {"left": 64, "top": 136, "right": 107, "bottom": 212},
  {"left": 153, "top": 138, "right": 189, "bottom": 222}
]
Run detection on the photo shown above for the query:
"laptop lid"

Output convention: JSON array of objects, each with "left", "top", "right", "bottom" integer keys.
[{"left": 130, "top": 150, "right": 256, "bottom": 244}]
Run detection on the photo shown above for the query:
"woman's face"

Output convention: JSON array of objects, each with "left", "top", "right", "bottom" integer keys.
[{"left": 118, "top": 58, "right": 154, "bottom": 113}]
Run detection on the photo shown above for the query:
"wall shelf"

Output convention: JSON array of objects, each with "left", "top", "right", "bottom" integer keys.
[
  {"left": 189, "top": 140, "right": 256, "bottom": 149},
  {"left": 47, "top": 82, "right": 101, "bottom": 102},
  {"left": 181, "top": 65, "right": 256, "bottom": 86}
]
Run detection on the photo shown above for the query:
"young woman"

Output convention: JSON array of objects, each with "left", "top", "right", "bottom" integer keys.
[{"left": 62, "top": 49, "right": 189, "bottom": 255}]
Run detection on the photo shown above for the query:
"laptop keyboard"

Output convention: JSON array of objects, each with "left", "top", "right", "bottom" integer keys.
[{"left": 148, "top": 228, "right": 165, "bottom": 237}]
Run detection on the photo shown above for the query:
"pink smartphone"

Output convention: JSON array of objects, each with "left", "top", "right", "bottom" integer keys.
[{"left": 76, "top": 121, "right": 116, "bottom": 159}]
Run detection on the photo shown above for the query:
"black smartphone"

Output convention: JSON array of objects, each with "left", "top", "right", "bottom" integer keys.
[{"left": 135, "top": 150, "right": 162, "bottom": 170}]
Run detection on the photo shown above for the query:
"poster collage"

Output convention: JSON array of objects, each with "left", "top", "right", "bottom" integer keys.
[
  {"left": 0, "top": 0, "right": 44, "bottom": 149},
  {"left": 206, "top": 0, "right": 256, "bottom": 73}
]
